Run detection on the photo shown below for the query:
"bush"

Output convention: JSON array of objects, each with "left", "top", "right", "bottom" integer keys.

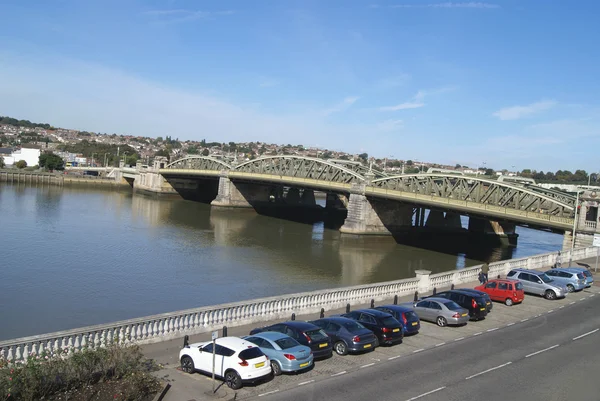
[{"left": 0, "top": 344, "right": 161, "bottom": 401}]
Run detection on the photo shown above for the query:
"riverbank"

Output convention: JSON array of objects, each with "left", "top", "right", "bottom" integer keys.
[{"left": 0, "top": 169, "right": 130, "bottom": 189}]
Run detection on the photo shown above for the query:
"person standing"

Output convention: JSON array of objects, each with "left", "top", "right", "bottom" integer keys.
[{"left": 481, "top": 263, "right": 489, "bottom": 283}]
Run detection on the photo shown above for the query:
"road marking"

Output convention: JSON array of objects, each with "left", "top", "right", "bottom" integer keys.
[
  {"left": 590, "top": 293, "right": 595, "bottom": 297},
  {"left": 298, "top": 380, "right": 315, "bottom": 386},
  {"left": 570, "top": 302, "right": 576, "bottom": 305},
  {"left": 454, "top": 337, "right": 465, "bottom": 341},
  {"left": 473, "top": 332, "right": 482, "bottom": 336},
  {"left": 548, "top": 310, "right": 554, "bottom": 313},
  {"left": 521, "top": 318, "right": 529, "bottom": 322},
  {"left": 525, "top": 344, "right": 559, "bottom": 358},
  {"left": 259, "top": 390, "right": 280, "bottom": 397},
  {"left": 507, "top": 323, "right": 515, "bottom": 326},
  {"left": 361, "top": 363, "right": 375, "bottom": 368},
  {"left": 388, "top": 355, "right": 401, "bottom": 360},
  {"left": 435, "top": 342, "right": 445, "bottom": 347},
  {"left": 465, "top": 362, "right": 512, "bottom": 380},
  {"left": 331, "top": 371, "right": 347, "bottom": 377},
  {"left": 573, "top": 329, "right": 599, "bottom": 341},
  {"left": 487, "top": 328, "right": 498, "bottom": 332},
  {"left": 559, "top": 306, "right": 565, "bottom": 309},
  {"left": 405, "top": 386, "right": 446, "bottom": 401},
  {"left": 413, "top": 348, "right": 424, "bottom": 353}
]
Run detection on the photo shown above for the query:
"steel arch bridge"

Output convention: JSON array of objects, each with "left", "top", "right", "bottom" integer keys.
[{"left": 160, "top": 156, "right": 576, "bottom": 229}]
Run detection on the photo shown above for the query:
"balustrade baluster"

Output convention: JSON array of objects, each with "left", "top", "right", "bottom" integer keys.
[
  {"left": 74, "top": 335, "right": 81, "bottom": 352},
  {"left": 136, "top": 324, "right": 143, "bottom": 340},
  {"left": 107, "top": 328, "right": 114, "bottom": 345},
  {"left": 15, "top": 345, "right": 22, "bottom": 361},
  {"left": 7, "top": 346, "right": 14, "bottom": 362}
]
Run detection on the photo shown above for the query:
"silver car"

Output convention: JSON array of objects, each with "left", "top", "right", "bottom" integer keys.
[
  {"left": 544, "top": 268, "right": 586, "bottom": 292},
  {"left": 563, "top": 266, "right": 594, "bottom": 288},
  {"left": 406, "top": 297, "right": 470, "bottom": 327},
  {"left": 507, "top": 269, "right": 567, "bottom": 300}
]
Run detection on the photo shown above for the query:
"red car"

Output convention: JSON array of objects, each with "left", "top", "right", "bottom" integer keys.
[{"left": 475, "top": 279, "right": 525, "bottom": 306}]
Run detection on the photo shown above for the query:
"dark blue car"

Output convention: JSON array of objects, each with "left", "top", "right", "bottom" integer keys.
[
  {"left": 310, "top": 317, "right": 378, "bottom": 355},
  {"left": 374, "top": 305, "right": 421, "bottom": 335}
]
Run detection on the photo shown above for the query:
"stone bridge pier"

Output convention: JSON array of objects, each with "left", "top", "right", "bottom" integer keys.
[
  {"left": 468, "top": 217, "right": 518, "bottom": 246},
  {"left": 211, "top": 175, "right": 272, "bottom": 208}
]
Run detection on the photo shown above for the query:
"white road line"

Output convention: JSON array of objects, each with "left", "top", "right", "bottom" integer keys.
[
  {"left": 548, "top": 310, "right": 554, "bottom": 313},
  {"left": 454, "top": 337, "right": 465, "bottom": 341},
  {"left": 559, "top": 306, "right": 565, "bottom": 309},
  {"left": 521, "top": 318, "right": 529, "bottom": 322},
  {"left": 507, "top": 323, "right": 515, "bottom": 326},
  {"left": 331, "top": 371, "right": 347, "bottom": 377},
  {"left": 259, "top": 390, "right": 280, "bottom": 397},
  {"left": 570, "top": 302, "right": 576, "bottom": 305},
  {"left": 361, "top": 363, "right": 375, "bottom": 368},
  {"left": 388, "top": 355, "right": 401, "bottom": 360},
  {"left": 435, "top": 342, "right": 445, "bottom": 347},
  {"left": 487, "top": 328, "right": 498, "bottom": 332},
  {"left": 590, "top": 293, "right": 595, "bottom": 297},
  {"left": 298, "top": 380, "right": 315, "bottom": 386},
  {"left": 573, "top": 329, "right": 599, "bottom": 341},
  {"left": 405, "top": 386, "right": 446, "bottom": 401},
  {"left": 413, "top": 348, "right": 425, "bottom": 353},
  {"left": 473, "top": 332, "right": 482, "bottom": 336},
  {"left": 465, "top": 362, "right": 512, "bottom": 380},
  {"left": 525, "top": 344, "right": 559, "bottom": 358}
]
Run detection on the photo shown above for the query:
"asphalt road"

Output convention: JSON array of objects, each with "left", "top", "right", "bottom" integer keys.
[{"left": 255, "top": 294, "right": 600, "bottom": 401}]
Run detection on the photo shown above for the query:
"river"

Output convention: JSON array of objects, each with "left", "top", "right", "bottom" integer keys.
[{"left": 0, "top": 183, "right": 563, "bottom": 340}]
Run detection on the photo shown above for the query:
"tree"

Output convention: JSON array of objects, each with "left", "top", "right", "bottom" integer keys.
[
  {"left": 484, "top": 168, "right": 495, "bottom": 176},
  {"left": 201, "top": 149, "right": 210, "bottom": 156},
  {"left": 15, "top": 160, "right": 27, "bottom": 169},
  {"left": 406, "top": 160, "right": 414, "bottom": 166},
  {"left": 358, "top": 153, "right": 368, "bottom": 162},
  {"left": 187, "top": 146, "right": 199, "bottom": 154},
  {"left": 154, "top": 149, "right": 171, "bottom": 161},
  {"left": 0, "top": 157, "right": 5, "bottom": 168},
  {"left": 455, "top": 163, "right": 461, "bottom": 169},
  {"left": 39, "top": 152, "right": 65, "bottom": 171}
]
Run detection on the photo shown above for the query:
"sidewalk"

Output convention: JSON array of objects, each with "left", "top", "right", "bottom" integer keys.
[{"left": 145, "top": 256, "right": 600, "bottom": 400}]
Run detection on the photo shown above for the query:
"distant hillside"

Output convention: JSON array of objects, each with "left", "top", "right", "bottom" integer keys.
[{"left": 0, "top": 116, "right": 52, "bottom": 130}]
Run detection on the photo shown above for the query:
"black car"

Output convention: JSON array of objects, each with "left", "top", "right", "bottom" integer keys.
[
  {"left": 374, "top": 305, "right": 421, "bottom": 335},
  {"left": 458, "top": 288, "right": 493, "bottom": 312},
  {"left": 310, "top": 317, "right": 378, "bottom": 355},
  {"left": 429, "top": 290, "right": 488, "bottom": 320},
  {"left": 340, "top": 309, "right": 403, "bottom": 345},
  {"left": 249, "top": 321, "right": 333, "bottom": 359}
]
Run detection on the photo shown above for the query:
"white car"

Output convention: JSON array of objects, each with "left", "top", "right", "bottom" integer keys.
[{"left": 179, "top": 336, "right": 272, "bottom": 389}]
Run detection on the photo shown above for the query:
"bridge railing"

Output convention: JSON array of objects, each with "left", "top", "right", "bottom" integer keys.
[{"left": 1, "top": 246, "right": 598, "bottom": 362}]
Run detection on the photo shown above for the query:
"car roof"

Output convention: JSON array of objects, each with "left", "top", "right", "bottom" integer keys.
[
  {"left": 189, "top": 336, "right": 256, "bottom": 349},
  {"left": 248, "top": 331, "right": 289, "bottom": 341},
  {"left": 561, "top": 267, "right": 587, "bottom": 272},
  {"left": 353, "top": 309, "right": 393, "bottom": 318},
  {"left": 438, "top": 289, "right": 478, "bottom": 297},
  {"left": 376, "top": 305, "right": 413, "bottom": 312},
  {"left": 510, "top": 268, "right": 543, "bottom": 275},
  {"left": 313, "top": 317, "right": 359, "bottom": 325},
  {"left": 278, "top": 321, "right": 320, "bottom": 331},
  {"left": 421, "top": 297, "right": 452, "bottom": 304}
]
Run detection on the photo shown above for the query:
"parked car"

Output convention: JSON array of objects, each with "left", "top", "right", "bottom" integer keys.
[
  {"left": 562, "top": 266, "right": 594, "bottom": 287},
  {"left": 309, "top": 317, "right": 378, "bottom": 355},
  {"left": 340, "top": 309, "right": 403, "bottom": 345},
  {"left": 373, "top": 305, "right": 421, "bottom": 335},
  {"left": 249, "top": 321, "right": 333, "bottom": 359},
  {"left": 507, "top": 268, "right": 568, "bottom": 300},
  {"left": 544, "top": 268, "right": 586, "bottom": 292},
  {"left": 475, "top": 278, "right": 525, "bottom": 306},
  {"left": 427, "top": 290, "right": 488, "bottom": 320},
  {"left": 454, "top": 289, "right": 493, "bottom": 312},
  {"left": 406, "top": 297, "right": 469, "bottom": 327},
  {"left": 179, "top": 336, "right": 271, "bottom": 390},
  {"left": 242, "top": 332, "right": 313, "bottom": 375}
]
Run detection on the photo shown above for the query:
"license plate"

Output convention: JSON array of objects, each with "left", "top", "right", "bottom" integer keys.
[
  {"left": 364, "top": 344, "right": 372, "bottom": 348},
  {"left": 461, "top": 313, "right": 468, "bottom": 317},
  {"left": 299, "top": 362, "right": 309, "bottom": 368},
  {"left": 393, "top": 328, "right": 400, "bottom": 332},
  {"left": 486, "top": 302, "right": 491, "bottom": 305},
  {"left": 411, "top": 322, "right": 418, "bottom": 326},
  {"left": 255, "top": 362, "right": 265, "bottom": 368},
  {"left": 319, "top": 343, "right": 328, "bottom": 348},
  {"left": 480, "top": 307, "right": 486, "bottom": 311}
]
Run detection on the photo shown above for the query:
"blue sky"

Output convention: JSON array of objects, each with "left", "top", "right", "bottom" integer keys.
[{"left": 1, "top": 0, "right": 599, "bottom": 172}]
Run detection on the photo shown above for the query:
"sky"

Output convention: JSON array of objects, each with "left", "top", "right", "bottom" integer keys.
[{"left": 0, "top": 0, "right": 599, "bottom": 172}]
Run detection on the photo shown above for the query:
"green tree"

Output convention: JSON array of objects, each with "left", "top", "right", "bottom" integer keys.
[
  {"left": 187, "top": 146, "right": 199, "bottom": 154},
  {"left": 406, "top": 160, "right": 414, "bottom": 166},
  {"left": 154, "top": 149, "right": 171, "bottom": 161},
  {"left": 39, "top": 152, "right": 65, "bottom": 171},
  {"left": 455, "top": 163, "right": 461, "bottom": 169},
  {"left": 485, "top": 168, "right": 495, "bottom": 176},
  {"left": 15, "top": 159, "right": 27, "bottom": 169},
  {"left": 0, "top": 157, "right": 5, "bottom": 168},
  {"left": 358, "top": 153, "right": 368, "bottom": 162},
  {"left": 201, "top": 148, "right": 210, "bottom": 156}
]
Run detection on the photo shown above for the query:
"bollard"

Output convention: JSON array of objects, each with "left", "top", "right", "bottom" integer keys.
[
  {"left": 291, "top": 313, "right": 296, "bottom": 321},
  {"left": 183, "top": 335, "right": 189, "bottom": 347},
  {"left": 433, "top": 287, "right": 437, "bottom": 295},
  {"left": 370, "top": 299, "right": 375, "bottom": 308},
  {"left": 320, "top": 308, "right": 325, "bottom": 319},
  {"left": 346, "top": 303, "right": 351, "bottom": 313},
  {"left": 498, "top": 274, "right": 501, "bottom": 279},
  {"left": 393, "top": 295, "right": 398, "bottom": 305},
  {"left": 413, "top": 291, "right": 418, "bottom": 302},
  {"left": 451, "top": 283, "right": 455, "bottom": 290},
  {"left": 222, "top": 326, "right": 228, "bottom": 337}
]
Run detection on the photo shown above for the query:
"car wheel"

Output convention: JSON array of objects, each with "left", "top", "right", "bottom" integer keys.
[
  {"left": 545, "top": 290, "right": 556, "bottom": 300},
  {"left": 225, "top": 370, "right": 243, "bottom": 390},
  {"left": 373, "top": 336, "right": 380, "bottom": 347},
  {"left": 505, "top": 298, "right": 513, "bottom": 306},
  {"left": 334, "top": 341, "right": 348, "bottom": 356},
  {"left": 567, "top": 284, "right": 575, "bottom": 293},
  {"left": 270, "top": 360, "right": 282, "bottom": 376},
  {"left": 180, "top": 356, "right": 195, "bottom": 374},
  {"left": 436, "top": 316, "right": 447, "bottom": 327}
]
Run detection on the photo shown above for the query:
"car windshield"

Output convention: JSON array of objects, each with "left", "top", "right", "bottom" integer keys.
[
  {"left": 476, "top": 297, "right": 486, "bottom": 304},
  {"left": 540, "top": 273, "right": 552, "bottom": 283},
  {"left": 577, "top": 273, "right": 585, "bottom": 279},
  {"left": 583, "top": 271, "right": 592, "bottom": 278},
  {"left": 381, "top": 316, "right": 399, "bottom": 326},
  {"left": 275, "top": 337, "right": 300, "bottom": 350},
  {"left": 239, "top": 347, "right": 264, "bottom": 360},
  {"left": 305, "top": 329, "right": 328, "bottom": 342},
  {"left": 443, "top": 301, "right": 463, "bottom": 311},
  {"left": 515, "top": 282, "right": 524, "bottom": 290},
  {"left": 341, "top": 320, "right": 367, "bottom": 332},
  {"left": 404, "top": 311, "right": 418, "bottom": 320}
]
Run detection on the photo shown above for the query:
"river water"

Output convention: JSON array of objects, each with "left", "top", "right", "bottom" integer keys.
[{"left": 0, "top": 184, "right": 563, "bottom": 340}]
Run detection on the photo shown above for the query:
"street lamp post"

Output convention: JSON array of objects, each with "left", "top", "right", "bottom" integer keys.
[
  {"left": 123, "top": 151, "right": 128, "bottom": 166},
  {"left": 91, "top": 153, "right": 96, "bottom": 167},
  {"left": 569, "top": 190, "right": 583, "bottom": 265}
]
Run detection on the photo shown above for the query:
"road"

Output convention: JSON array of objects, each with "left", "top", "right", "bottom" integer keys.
[{"left": 255, "top": 293, "right": 600, "bottom": 401}]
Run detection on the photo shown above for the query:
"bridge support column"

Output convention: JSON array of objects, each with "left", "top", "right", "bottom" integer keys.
[
  {"left": 468, "top": 217, "right": 518, "bottom": 246},
  {"left": 340, "top": 184, "right": 413, "bottom": 235},
  {"left": 326, "top": 193, "right": 348, "bottom": 209},
  {"left": 562, "top": 231, "right": 594, "bottom": 251},
  {"left": 211, "top": 176, "right": 271, "bottom": 208},
  {"left": 134, "top": 170, "right": 178, "bottom": 195}
]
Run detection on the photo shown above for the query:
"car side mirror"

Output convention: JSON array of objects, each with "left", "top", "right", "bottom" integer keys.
[{"left": 537, "top": 280, "right": 542, "bottom": 284}]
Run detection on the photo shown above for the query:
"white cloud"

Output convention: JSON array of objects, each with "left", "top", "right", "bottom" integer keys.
[
  {"left": 391, "top": 2, "right": 499, "bottom": 9},
  {"left": 492, "top": 100, "right": 557, "bottom": 121},
  {"left": 322, "top": 96, "right": 360, "bottom": 116},
  {"left": 377, "top": 119, "right": 404, "bottom": 131},
  {"left": 379, "top": 87, "right": 455, "bottom": 111},
  {"left": 142, "top": 9, "right": 234, "bottom": 23},
  {"left": 379, "top": 101, "right": 425, "bottom": 111}
]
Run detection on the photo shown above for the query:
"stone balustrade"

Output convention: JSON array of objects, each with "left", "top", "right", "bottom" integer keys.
[{"left": 1, "top": 246, "right": 598, "bottom": 362}]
